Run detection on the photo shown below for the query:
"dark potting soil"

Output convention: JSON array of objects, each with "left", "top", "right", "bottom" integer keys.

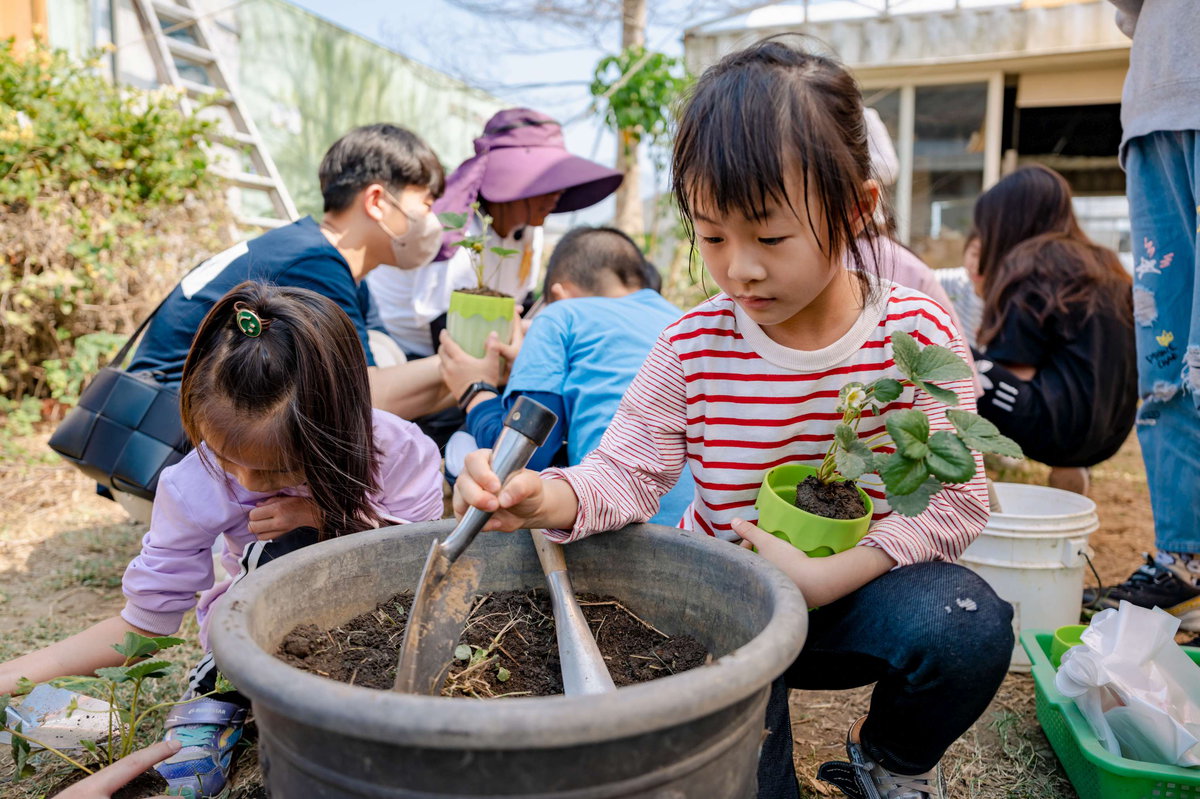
[
  {"left": 794, "top": 475, "right": 867, "bottom": 520},
  {"left": 455, "top": 287, "right": 511, "bottom": 299},
  {"left": 277, "top": 590, "right": 710, "bottom": 697}
]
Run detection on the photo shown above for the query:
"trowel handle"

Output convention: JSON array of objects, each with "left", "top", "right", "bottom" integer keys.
[
  {"left": 442, "top": 396, "right": 558, "bottom": 563},
  {"left": 531, "top": 528, "right": 568, "bottom": 574}
]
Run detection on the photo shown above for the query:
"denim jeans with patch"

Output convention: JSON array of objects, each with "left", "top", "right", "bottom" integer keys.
[
  {"left": 755, "top": 562, "right": 1013, "bottom": 798},
  {"left": 1127, "top": 132, "right": 1200, "bottom": 554}
]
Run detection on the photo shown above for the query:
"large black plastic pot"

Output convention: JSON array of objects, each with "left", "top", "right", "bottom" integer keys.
[{"left": 209, "top": 522, "right": 808, "bottom": 798}]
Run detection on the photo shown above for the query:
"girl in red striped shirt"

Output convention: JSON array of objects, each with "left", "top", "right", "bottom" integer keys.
[{"left": 455, "top": 38, "right": 1012, "bottom": 799}]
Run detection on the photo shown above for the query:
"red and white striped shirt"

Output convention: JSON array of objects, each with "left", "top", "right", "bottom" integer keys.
[{"left": 542, "top": 282, "right": 989, "bottom": 567}]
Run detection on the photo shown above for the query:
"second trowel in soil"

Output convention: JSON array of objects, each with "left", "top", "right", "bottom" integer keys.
[{"left": 392, "top": 396, "right": 558, "bottom": 695}]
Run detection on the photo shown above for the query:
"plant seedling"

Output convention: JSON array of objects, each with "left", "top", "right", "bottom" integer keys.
[
  {"left": 2, "top": 632, "right": 233, "bottom": 781},
  {"left": 813, "top": 331, "right": 1022, "bottom": 517},
  {"left": 439, "top": 203, "right": 520, "bottom": 292}
]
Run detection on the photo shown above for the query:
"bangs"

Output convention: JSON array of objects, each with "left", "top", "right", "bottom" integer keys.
[
  {"left": 671, "top": 38, "right": 881, "bottom": 280},
  {"left": 191, "top": 393, "right": 302, "bottom": 477}
]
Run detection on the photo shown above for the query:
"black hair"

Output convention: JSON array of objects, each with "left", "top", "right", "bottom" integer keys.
[
  {"left": 672, "top": 37, "right": 884, "bottom": 301},
  {"left": 319, "top": 123, "right": 445, "bottom": 213},
  {"left": 180, "top": 282, "right": 382, "bottom": 539},
  {"left": 542, "top": 226, "right": 655, "bottom": 298}
]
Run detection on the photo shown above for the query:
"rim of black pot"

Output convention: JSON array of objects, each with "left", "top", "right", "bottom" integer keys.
[{"left": 209, "top": 522, "right": 808, "bottom": 749}]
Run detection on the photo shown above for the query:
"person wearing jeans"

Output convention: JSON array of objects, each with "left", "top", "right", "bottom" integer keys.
[
  {"left": 756, "top": 562, "right": 1014, "bottom": 799},
  {"left": 1088, "top": 1, "right": 1200, "bottom": 626}
]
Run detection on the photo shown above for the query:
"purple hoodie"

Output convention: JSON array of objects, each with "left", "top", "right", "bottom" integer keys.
[{"left": 120, "top": 409, "right": 442, "bottom": 647}]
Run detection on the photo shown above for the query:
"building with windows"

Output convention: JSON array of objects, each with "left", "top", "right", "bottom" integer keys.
[{"left": 684, "top": 0, "right": 1131, "bottom": 268}]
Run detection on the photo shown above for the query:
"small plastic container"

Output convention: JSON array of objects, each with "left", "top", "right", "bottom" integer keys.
[
  {"left": 754, "top": 464, "right": 872, "bottom": 557},
  {"left": 1021, "top": 629, "right": 1200, "bottom": 799},
  {"left": 1051, "top": 624, "right": 1088, "bottom": 669}
]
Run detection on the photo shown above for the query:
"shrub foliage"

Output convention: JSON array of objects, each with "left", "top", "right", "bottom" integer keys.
[{"left": 0, "top": 38, "right": 234, "bottom": 408}]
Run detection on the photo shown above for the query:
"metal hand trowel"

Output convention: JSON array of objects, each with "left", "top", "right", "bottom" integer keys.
[
  {"left": 530, "top": 530, "right": 616, "bottom": 695},
  {"left": 392, "top": 395, "right": 558, "bottom": 695}
]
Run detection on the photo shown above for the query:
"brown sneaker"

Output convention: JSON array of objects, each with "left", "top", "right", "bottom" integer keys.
[{"left": 816, "top": 716, "right": 946, "bottom": 799}]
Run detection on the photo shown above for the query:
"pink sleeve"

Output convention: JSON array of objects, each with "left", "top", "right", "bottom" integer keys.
[
  {"left": 374, "top": 420, "right": 444, "bottom": 524},
  {"left": 860, "top": 321, "right": 990, "bottom": 566},
  {"left": 541, "top": 334, "right": 689, "bottom": 542}
]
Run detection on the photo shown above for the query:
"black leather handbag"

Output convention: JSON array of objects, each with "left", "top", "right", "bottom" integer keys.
[{"left": 48, "top": 298, "right": 190, "bottom": 501}]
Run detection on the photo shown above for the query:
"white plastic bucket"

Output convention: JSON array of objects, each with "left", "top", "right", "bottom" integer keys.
[{"left": 959, "top": 483, "right": 1099, "bottom": 671}]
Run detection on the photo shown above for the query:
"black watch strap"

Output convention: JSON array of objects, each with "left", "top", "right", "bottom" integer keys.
[{"left": 458, "top": 381, "right": 499, "bottom": 411}]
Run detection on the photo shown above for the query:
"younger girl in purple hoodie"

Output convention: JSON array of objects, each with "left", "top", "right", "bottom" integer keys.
[{"left": 0, "top": 282, "right": 443, "bottom": 798}]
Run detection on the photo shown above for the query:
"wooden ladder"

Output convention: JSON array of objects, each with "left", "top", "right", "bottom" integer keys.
[{"left": 130, "top": 0, "right": 298, "bottom": 230}]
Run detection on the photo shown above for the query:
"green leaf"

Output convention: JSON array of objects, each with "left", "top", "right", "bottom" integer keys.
[
  {"left": 834, "top": 425, "right": 875, "bottom": 480},
  {"left": 913, "top": 344, "right": 972, "bottom": 382},
  {"left": 82, "top": 739, "right": 100, "bottom": 758},
  {"left": 437, "top": 212, "right": 467, "bottom": 230},
  {"left": 50, "top": 675, "right": 103, "bottom": 693},
  {"left": 947, "top": 410, "right": 1024, "bottom": 458},
  {"left": 151, "top": 636, "right": 186, "bottom": 651},
  {"left": 124, "top": 659, "right": 173, "bottom": 681},
  {"left": 886, "top": 477, "right": 943, "bottom": 517},
  {"left": 11, "top": 722, "right": 34, "bottom": 780},
  {"left": 914, "top": 380, "right": 961, "bottom": 407},
  {"left": 489, "top": 247, "right": 520, "bottom": 258},
  {"left": 113, "top": 631, "right": 158, "bottom": 659},
  {"left": 925, "top": 432, "right": 977, "bottom": 484},
  {"left": 885, "top": 409, "right": 930, "bottom": 460},
  {"left": 454, "top": 644, "right": 472, "bottom": 662},
  {"left": 880, "top": 450, "right": 930, "bottom": 497},
  {"left": 496, "top": 666, "right": 511, "bottom": 683},
  {"left": 94, "top": 666, "right": 131, "bottom": 684},
  {"left": 214, "top": 673, "right": 237, "bottom": 694},
  {"left": 14, "top": 677, "right": 35, "bottom": 697},
  {"left": 890, "top": 331, "right": 921, "bottom": 380},
  {"left": 870, "top": 378, "right": 903, "bottom": 404}
]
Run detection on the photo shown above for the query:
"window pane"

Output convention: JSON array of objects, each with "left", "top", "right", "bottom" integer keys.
[{"left": 912, "top": 83, "right": 987, "bottom": 268}]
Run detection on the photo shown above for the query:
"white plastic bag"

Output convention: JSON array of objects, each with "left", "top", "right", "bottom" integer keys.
[{"left": 1055, "top": 600, "right": 1200, "bottom": 767}]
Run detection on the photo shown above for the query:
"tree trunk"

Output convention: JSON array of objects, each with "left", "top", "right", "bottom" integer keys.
[{"left": 614, "top": 0, "right": 646, "bottom": 239}]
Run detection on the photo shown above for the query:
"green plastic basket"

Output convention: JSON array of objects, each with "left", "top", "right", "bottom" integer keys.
[{"left": 1021, "top": 630, "right": 1200, "bottom": 799}]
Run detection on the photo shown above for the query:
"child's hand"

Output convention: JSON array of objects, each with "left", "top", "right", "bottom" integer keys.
[
  {"left": 732, "top": 517, "right": 822, "bottom": 602},
  {"left": 57, "top": 738, "right": 181, "bottom": 798},
  {"left": 438, "top": 329, "right": 502, "bottom": 399},
  {"left": 248, "top": 496, "right": 320, "bottom": 540},
  {"left": 453, "top": 448, "right": 549, "bottom": 532}
]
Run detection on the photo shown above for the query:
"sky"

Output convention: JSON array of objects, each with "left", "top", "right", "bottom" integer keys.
[{"left": 286, "top": 0, "right": 708, "bottom": 225}]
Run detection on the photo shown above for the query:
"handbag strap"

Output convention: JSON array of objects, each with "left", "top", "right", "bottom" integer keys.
[{"left": 112, "top": 287, "right": 178, "bottom": 368}]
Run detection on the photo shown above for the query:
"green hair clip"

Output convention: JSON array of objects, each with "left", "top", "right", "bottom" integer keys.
[{"left": 234, "top": 302, "right": 269, "bottom": 338}]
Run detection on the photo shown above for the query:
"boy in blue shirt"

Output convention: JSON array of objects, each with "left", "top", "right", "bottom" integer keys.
[{"left": 441, "top": 226, "right": 694, "bottom": 526}]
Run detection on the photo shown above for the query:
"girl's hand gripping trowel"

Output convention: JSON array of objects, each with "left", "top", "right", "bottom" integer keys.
[{"left": 392, "top": 395, "right": 558, "bottom": 695}]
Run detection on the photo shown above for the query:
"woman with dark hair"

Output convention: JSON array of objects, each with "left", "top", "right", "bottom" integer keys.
[{"left": 969, "top": 165, "right": 1136, "bottom": 493}]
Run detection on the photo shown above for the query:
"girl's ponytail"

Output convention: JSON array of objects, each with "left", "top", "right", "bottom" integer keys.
[{"left": 181, "top": 282, "right": 382, "bottom": 538}]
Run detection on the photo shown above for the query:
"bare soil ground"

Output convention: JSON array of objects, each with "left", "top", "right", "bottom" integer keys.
[{"left": 0, "top": 430, "right": 1156, "bottom": 797}]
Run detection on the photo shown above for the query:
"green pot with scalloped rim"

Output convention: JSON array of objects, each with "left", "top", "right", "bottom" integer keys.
[
  {"left": 754, "top": 464, "right": 873, "bottom": 558},
  {"left": 447, "top": 290, "right": 515, "bottom": 359}
]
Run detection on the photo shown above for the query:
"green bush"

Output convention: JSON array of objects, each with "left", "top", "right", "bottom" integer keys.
[{"left": 0, "top": 37, "right": 234, "bottom": 407}]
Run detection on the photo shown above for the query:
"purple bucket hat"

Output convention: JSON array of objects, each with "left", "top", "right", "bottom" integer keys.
[{"left": 433, "top": 108, "right": 623, "bottom": 261}]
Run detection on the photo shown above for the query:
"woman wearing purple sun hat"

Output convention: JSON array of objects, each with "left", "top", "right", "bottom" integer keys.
[{"left": 366, "top": 108, "right": 623, "bottom": 360}]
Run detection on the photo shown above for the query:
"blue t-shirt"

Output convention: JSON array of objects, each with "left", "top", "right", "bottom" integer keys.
[
  {"left": 128, "top": 217, "right": 374, "bottom": 384},
  {"left": 504, "top": 289, "right": 694, "bottom": 526}
]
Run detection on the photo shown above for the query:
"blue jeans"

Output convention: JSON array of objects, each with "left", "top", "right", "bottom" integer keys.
[
  {"left": 1126, "top": 132, "right": 1200, "bottom": 554},
  {"left": 756, "top": 562, "right": 1013, "bottom": 798}
]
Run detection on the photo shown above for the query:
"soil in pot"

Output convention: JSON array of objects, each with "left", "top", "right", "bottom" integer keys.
[
  {"left": 455, "top": 286, "right": 510, "bottom": 299},
  {"left": 794, "top": 475, "right": 867, "bottom": 520},
  {"left": 277, "top": 589, "right": 709, "bottom": 697}
]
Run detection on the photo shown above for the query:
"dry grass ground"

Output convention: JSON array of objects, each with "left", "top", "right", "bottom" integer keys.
[{"left": 0, "top": 429, "right": 1155, "bottom": 797}]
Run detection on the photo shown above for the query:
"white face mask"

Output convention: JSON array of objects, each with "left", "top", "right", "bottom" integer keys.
[{"left": 379, "top": 192, "right": 443, "bottom": 269}]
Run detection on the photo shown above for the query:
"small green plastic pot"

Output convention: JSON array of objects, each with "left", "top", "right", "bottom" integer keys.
[
  {"left": 754, "top": 464, "right": 873, "bottom": 557},
  {"left": 1050, "top": 624, "right": 1088, "bottom": 669},
  {"left": 447, "top": 291, "right": 515, "bottom": 358}
]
